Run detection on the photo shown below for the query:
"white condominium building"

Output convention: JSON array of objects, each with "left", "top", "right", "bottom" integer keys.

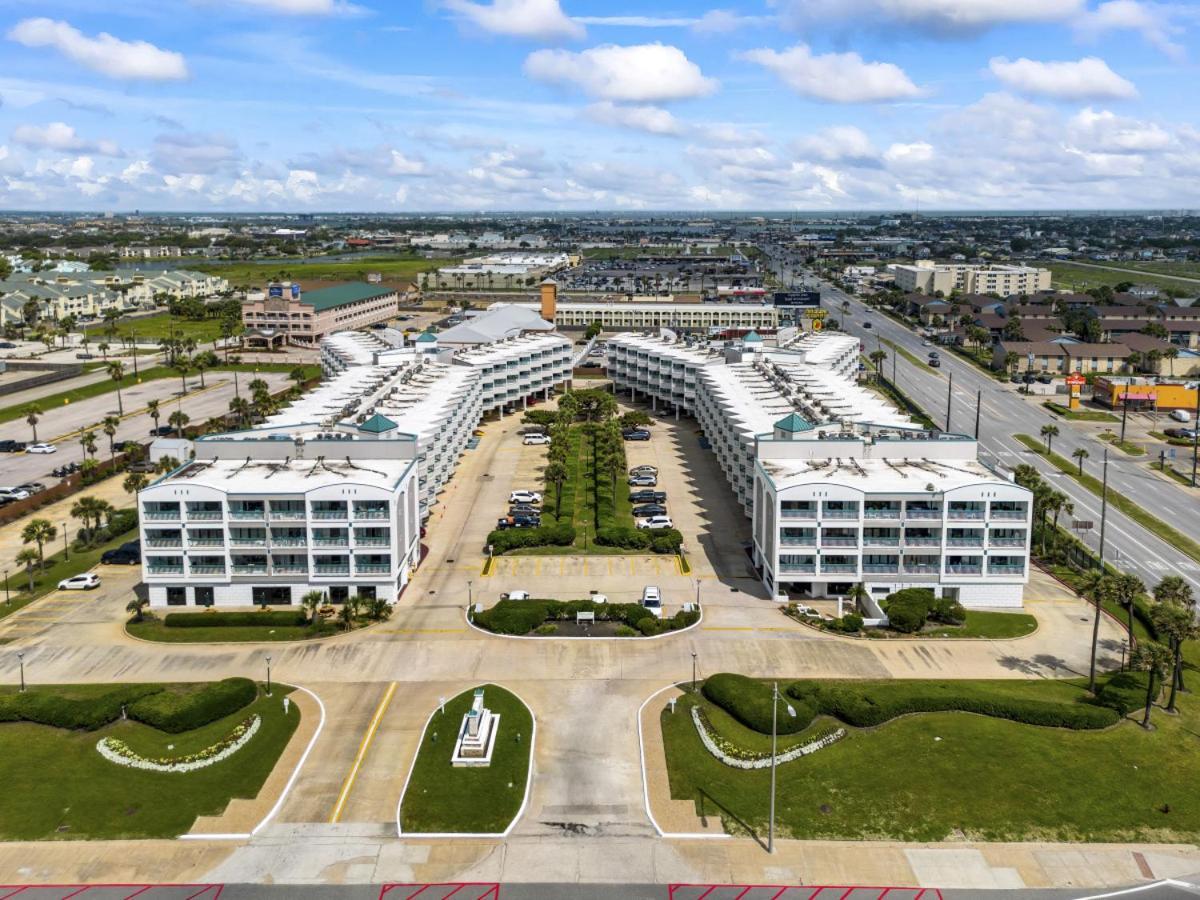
[
  {"left": 607, "top": 332, "right": 1032, "bottom": 608},
  {"left": 891, "top": 262, "right": 1051, "bottom": 297},
  {"left": 497, "top": 298, "right": 780, "bottom": 332}
]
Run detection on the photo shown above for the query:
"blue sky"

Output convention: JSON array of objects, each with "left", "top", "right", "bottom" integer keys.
[{"left": 0, "top": 0, "right": 1196, "bottom": 211}]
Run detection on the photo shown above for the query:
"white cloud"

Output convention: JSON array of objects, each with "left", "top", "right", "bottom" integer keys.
[
  {"left": 585, "top": 101, "right": 682, "bottom": 135},
  {"left": 211, "top": 0, "right": 364, "bottom": 13},
  {"left": 525, "top": 43, "right": 717, "bottom": 102},
  {"left": 989, "top": 56, "right": 1137, "bottom": 100},
  {"left": 738, "top": 43, "right": 922, "bottom": 103},
  {"left": 1068, "top": 107, "right": 1172, "bottom": 153},
  {"left": 388, "top": 150, "right": 426, "bottom": 175},
  {"left": 1074, "top": 1, "right": 1185, "bottom": 59},
  {"left": 883, "top": 141, "right": 934, "bottom": 164},
  {"left": 793, "top": 125, "right": 878, "bottom": 163},
  {"left": 774, "top": 0, "right": 1083, "bottom": 34},
  {"left": 444, "top": 0, "right": 585, "bottom": 41},
  {"left": 7, "top": 18, "right": 188, "bottom": 81},
  {"left": 153, "top": 131, "right": 240, "bottom": 174},
  {"left": 11, "top": 122, "right": 120, "bottom": 156}
]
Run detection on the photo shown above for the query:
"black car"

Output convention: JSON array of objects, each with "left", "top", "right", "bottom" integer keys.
[
  {"left": 0, "top": 341, "right": 15, "bottom": 349},
  {"left": 509, "top": 504, "right": 540, "bottom": 516},
  {"left": 102, "top": 541, "right": 141, "bottom": 565},
  {"left": 622, "top": 429, "right": 651, "bottom": 441},
  {"left": 496, "top": 515, "right": 540, "bottom": 529},
  {"left": 0, "top": 440, "right": 27, "bottom": 453},
  {"left": 633, "top": 504, "right": 667, "bottom": 517},
  {"left": 863, "top": 321, "right": 872, "bottom": 329},
  {"left": 149, "top": 425, "right": 174, "bottom": 436},
  {"left": 929, "top": 358, "right": 941, "bottom": 368},
  {"left": 629, "top": 490, "right": 666, "bottom": 504}
]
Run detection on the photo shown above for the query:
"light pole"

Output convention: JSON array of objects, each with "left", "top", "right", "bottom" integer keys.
[
  {"left": 63, "top": 521, "right": 68, "bottom": 562},
  {"left": 945, "top": 370, "right": 954, "bottom": 433},
  {"left": 265, "top": 654, "right": 273, "bottom": 697},
  {"left": 974, "top": 389, "right": 982, "bottom": 440},
  {"left": 694, "top": 578, "right": 700, "bottom": 608},
  {"left": 768, "top": 682, "right": 796, "bottom": 854},
  {"left": 468, "top": 580, "right": 473, "bottom": 611},
  {"left": 691, "top": 651, "right": 697, "bottom": 693},
  {"left": 3, "top": 569, "right": 8, "bottom": 605},
  {"left": 17, "top": 651, "right": 25, "bottom": 692}
]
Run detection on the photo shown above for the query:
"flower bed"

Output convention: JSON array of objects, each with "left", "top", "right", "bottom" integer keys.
[
  {"left": 96, "top": 715, "right": 260, "bottom": 773},
  {"left": 691, "top": 706, "right": 844, "bottom": 770}
]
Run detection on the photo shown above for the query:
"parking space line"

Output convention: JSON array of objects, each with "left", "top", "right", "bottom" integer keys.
[{"left": 329, "top": 681, "right": 397, "bottom": 823}]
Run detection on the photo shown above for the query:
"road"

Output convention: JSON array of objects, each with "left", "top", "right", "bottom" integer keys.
[{"left": 765, "top": 252, "right": 1200, "bottom": 596}]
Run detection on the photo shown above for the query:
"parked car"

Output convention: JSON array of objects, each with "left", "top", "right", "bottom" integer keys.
[
  {"left": 629, "top": 490, "right": 666, "bottom": 504},
  {"left": 75, "top": 352, "right": 95, "bottom": 360},
  {"left": 0, "top": 440, "right": 27, "bottom": 453},
  {"left": 509, "top": 490, "right": 542, "bottom": 504},
  {"left": 633, "top": 504, "right": 667, "bottom": 517},
  {"left": 641, "top": 585, "right": 663, "bottom": 618},
  {"left": 1037, "top": 373, "right": 1054, "bottom": 384},
  {"left": 16, "top": 482, "right": 46, "bottom": 495},
  {"left": 523, "top": 434, "right": 551, "bottom": 446},
  {"left": 622, "top": 429, "right": 651, "bottom": 441},
  {"left": 1170, "top": 409, "right": 1193, "bottom": 423},
  {"left": 0, "top": 486, "right": 31, "bottom": 501},
  {"left": 26, "top": 443, "right": 57, "bottom": 454},
  {"left": 628, "top": 474, "right": 658, "bottom": 487},
  {"left": 126, "top": 460, "right": 158, "bottom": 474},
  {"left": 508, "top": 504, "right": 540, "bottom": 516},
  {"left": 101, "top": 541, "right": 141, "bottom": 565},
  {"left": 497, "top": 514, "right": 541, "bottom": 529},
  {"left": 1164, "top": 427, "right": 1186, "bottom": 439},
  {"left": 929, "top": 358, "right": 941, "bottom": 368},
  {"left": 629, "top": 465, "right": 658, "bottom": 476},
  {"left": 149, "top": 425, "right": 174, "bottom": 436},
  {"left": 0, "top": 341, "right": 16, "bottom": 349},
  {"left": 58, "top": 573, "right": 100, "bottom": 591},
  {"left": 636, "top": 515, "right": 673, "bottom": 529}
]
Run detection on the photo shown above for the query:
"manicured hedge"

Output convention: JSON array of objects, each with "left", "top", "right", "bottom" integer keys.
[
  {"left": 0, "top": 679, "right": 259, "bottom": 732},
  {"left": 702, "top": 673, "right": 812, "bottom": 735},
  {"left": 472, "top": 598, "right": 700, "bottom": 637},
  {"left": 595, "top": 525, "right": 650, "bottom": 550},
  {"left": 486, "top": 523, "right": 576, "bottom": 554},
  {"left": 128, "top": 678, "right": 258, "bottom": 733},
  {"left": 164, "top": 610, "right": 306, "bottom": 628}
]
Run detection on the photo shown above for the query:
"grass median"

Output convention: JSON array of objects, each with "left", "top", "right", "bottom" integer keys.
[
  {"left": 1015, "top": 433, "right": 1200, "bottom": 565},
  {"left": 1042, "top": 401, "right": 1119, "bottom": 423}
]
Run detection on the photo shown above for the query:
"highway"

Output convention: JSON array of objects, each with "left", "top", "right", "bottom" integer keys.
[{"left": 767, "top": 251, "right": 1200, "bottom": 596}]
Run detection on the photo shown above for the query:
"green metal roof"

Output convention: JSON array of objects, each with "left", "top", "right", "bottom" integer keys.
[
  {"left": 302, "top": 283, "right": 394, "bottom": 312},
  {"left": 358, "top": 414, "right": 398, "bottom": 434},
  {"left": 743, "top": 330, "right": 763, "bottom": 343},
  {"left": 774, "top": 412, "right": 813, "bottom": 433},
  {"left": 414, "top": 330, "right": 438, "bottom": 343}
]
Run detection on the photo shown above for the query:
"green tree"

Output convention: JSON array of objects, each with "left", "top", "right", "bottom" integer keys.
[
  {"left": 1150, "top": 602, "right": 1195, "bottom": 713},
  {"left": 1072, "top": 447, "right": 1089, "bottom": 476},
  {"left": 301, "top": 589, "right": 326, "bottom": 624},
  {"left": 1131, "top": 641, "right": 1174, "bottom": 729},
  {"left": 147, "top": 398, "right": 161, "bottom": 435},
  {"left": 107, "top": 360, "right": 126, "bottom": 415},
  {"left": 126, "top": 596, "right": 148, "bottom": 623},
  {"left": 24, "top": 403, "right": 42, "bottom": 443},
  {"left": 79, "top": 429, "right": 97, "bottom": 459},
  {"left": 123, "top": 472, "right": 149, "bottom": 496},
  {"left": 168, "top": 409, "right": 190, "bottom": 438},
  {"left": 1040, "top": 423, "right": 1059, "bottom": 454},
  {"left": 544, "top": 460, "right": 568, "bottom": 519},
  {"left": 16, "top": 547, "right": 39, "bottom": 592},
  {"left": 102, "top": 415, "right": 120, "bottom": 468},
  {"left": 1112, "top": 572, "right": 1145, "bottom": 656},
  {"left": 21, "top": 518, "right": 57, "bottom": 570},
  {"left": 1085, "top": 571, "right": 1118, "bottom": 693}
]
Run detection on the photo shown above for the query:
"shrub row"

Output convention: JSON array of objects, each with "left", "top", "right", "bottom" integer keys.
[
  {"left": 701, "top": 674, "right": 810, "bottom": 735},
  {"left": 0, "top": 678, "right": 258, "bottom": 732},
  {"left": 128, "top": 677, "right": 258, "bottom": 733},
  {"left": 164, "top": 610, "right": 306, "bottom": 628},
  {"left": 486, "top": 523, "right": 576, "bottom": 555},
  {"left": 472, "top": 598, "right": 700, "bottom": 637},
  {"left": 595, "top": 526, "right": 682, "bottom": 554}
]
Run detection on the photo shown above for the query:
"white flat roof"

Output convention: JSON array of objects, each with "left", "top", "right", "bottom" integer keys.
[
  {"left": 760, "top": 456, "right": 1004, "bottom": 493},
  {"left": 155, "top": 456, "right": 411, "bottom": 493}
]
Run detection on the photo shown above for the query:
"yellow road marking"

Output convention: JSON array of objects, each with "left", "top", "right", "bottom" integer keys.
[
  {"left": 702, "top": 626, "right": 756, "bottom": 631},
  {"left": 329, "top": 681, "right": 397, "bottom": 823},
  {"left": 382, "top": 628, "right": 466, "bottom": 634}
]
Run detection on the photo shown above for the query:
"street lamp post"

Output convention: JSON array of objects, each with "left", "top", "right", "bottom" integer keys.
[
  {"left": 691, "top": 651, "right": 697, "bottom": 693},
  {"left": 974, "top": 389, "right": 982, "bottom": 440},
  {"left": 63, "top": 521, "right": 68, "bottom": 562},
  {"left": 468, "top": 580, "right": 473, "bottom": 611},
  {"left": 265, "top": 655, "right": 273, "bottom": 697},
  {"left": 768, "top": 682, "right": 796, "bottom": 854},
  {"left": 17, "top": 651, "right": 25, "bottom": 692},
  {"left": 3, "top": 569, "right": 9, "bottom": 605},
  {"left": 945, "top": 371, "right": 954, "bottom": 432}
]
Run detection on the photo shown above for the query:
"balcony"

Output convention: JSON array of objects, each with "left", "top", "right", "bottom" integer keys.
[
  {"left": 821, "top": 564, "right": 858, "bottom": 574},
  {"left": 946, "top": 565, "right": 983, "bottom": 575},
  {"left": 778, "top": 563, "right": 816, "bottom": 574},
  {"left": 863, "top": 507, "right": 901, "bottom": 519},
  {"left": 145, "top": 538, "right": 182, "bottom": 548},
  {"left": 990, "top": 507, "right": 1027, "bottom": 520},
  {"left": 144, "top": 509, "right": 180, "bottom": 521},
  {"left": 903, "top": 563, "right": 940, "bottom": 574},
  {"left": 779, "top": 536, "right": 816, "bottom": 547},
  {"left": 355, "top": 563, "right": 392, "bottom": 574},
  {"left": 147, "top": 565, "right": 184, "bottom": 576},
  {"left": 990, "top": 536, "right": 1026, "bottom": 547},
  {"left": 187, "top": 510, "right": 223, "bottom": 521},
  {"left": 271, "top": 536, "right": 307, "bottom": 547},
  {"left": 270, "top": 509, "right": 306, "bottom": 520},
  {"left": 229, "top": 509, "right": 266, "bottom": 520},
  {"left": 354, "top": 508, "right": 389, "bottom": 520},
  {"left": 946, "top": 537, "right": 984, "bottom": 547},
  {"left": 311, "top": 509, "right": 347, "bottom": 520},
  {"left": 822, "top": 509, "right": 859, "bottom": 520},
  {"left": 271, "top": 564, "right": 308, "bottom": 574},
  {"left": 863, "top": 536, "right": 900, "bottom": 546},
  {"left": 231, "top": 563, "right": 268, "bottom": 575},
  {"left": 863, "top": 564, "right": 899, "bottom": 573},
  {"left": 781, "top": 507, "right": 816, "bottom": 519},
  {"left": 948, "top": 509, "right": 985, "bottom": 521},
  {"left": 314, "top": 564, "right": 351, "bottom": 575},
  {"left": 903, "top": 536, "right": 941, "bottom": 546},
  {"left": 355, "top": 536, "right": 390, "bottom": 547},
  {"left": 989, "top": 564, "right": 1025, "bottom": 575},
  {"left": 188, "top": 538, "right": 224, "bottom": 547},
  {"left": 313, "top": 537, "right": 349, "bottom": 547},
  {"left": 821, "top": 537, "right": 858, "bottom": 547},
  {"left": 905, "top": 508, "right": 941, "bottom": 520},
  {"left": 189, "top": 564, "right": 225, "bottom": 575}
]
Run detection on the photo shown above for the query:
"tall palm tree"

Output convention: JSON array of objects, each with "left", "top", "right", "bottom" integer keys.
[
  {"left": 107, "top": 360, "right": 126, "bottom": 415},
  {"left": 1085, "top": 570, "right": 1117, "bottom": 693},
  {"left": 544, "top": 461, "right": 567, "bottom": 519},
  {"left": 79, "top": 429, "right": 97, "bottom": 460},
  {"left": 1113, "top": 572, "right": 1146, "bottom": 656},
  {"left": 174, "top": 356, "right": 191, "bottom": 395},
  {"left": 25, "top": 403, "right": 42, "bottom": 443},
  {"left": 193, "top": 350, "right": 217, "bottom": 388},
  {"left": 123, "top": 472, "right": 149, "bottom": 496},
  {"left": 168, "top": 410, "right": 190, "bottom": 438},
  {"left": 21, "top": 518, "right": 57, "bottom": 570},
  {"left": 102, "top": 415, "right": 120, "bottom": 468},
  {"left": 1132, "top": 641, "right": 1174, "bottom": 729},
  {"left": 16, "top": 547, "right": 39, "bottom": 592},
  {"left": 1150, "top": 602, "right": 1195, "bottom": 713},
  {"left": 301, "top": 590, "right": 326, "bottom": 624},
  {"left": 70, "top": 495, "right": 109, "bottom": 545},
  {"left": 1072, "top": 447, "right": 1089, "bottom": 476},
  {"left": 1040, "top": 423, "right": 1059, "bottom": 454},
  {"left": 147, "top": 399, "right": 161, "bottom": 435}
]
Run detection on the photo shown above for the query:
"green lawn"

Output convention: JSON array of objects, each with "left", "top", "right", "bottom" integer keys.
[
  {"left": 920, "top": 610, "right": 1038, "bottom": 639},
  {"left": 881, "top": 338, "right": 938, "bottom": 375},
  {"left": 1014, "top": 434, "right": 1200, "bottom": 565},
  {"left": 1099, "top": 431, "right": 1147, "bottom": 456},
  {"left": 0, "top": 682, "right": 298, "bottom": 840},
  {"left": 127, "top": 613, "right": 344, "bottom": 643},
  {"left": 83, "top": 313, "right": 226, "bottom": 344},
  {"left": 662, "top": 678, "right": 1200, "bottom": 842},
  {"left": 1047, "top": 262, "right": 1198, "bottom": 296},
  {"left": 1, "top": 521, "right": 137, "bottom": 625},
  {"left": 1042, "top": 402, "right": 1119, "bottom": 423},
  {"left": 398, "top": 685, "right": 533, "bottom": 834},
  {"left": 194, "top": 255, "right": 451, "bottom": 288}
]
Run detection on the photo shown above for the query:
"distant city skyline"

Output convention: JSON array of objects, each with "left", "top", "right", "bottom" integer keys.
[{"left": 0, "top": 0, "right": 1196, "bottom": 212}]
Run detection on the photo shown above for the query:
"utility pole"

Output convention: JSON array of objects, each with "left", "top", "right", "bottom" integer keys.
[
  {"left": 769, "top": 681, "right": 779, "bottom": 854},
  {"left": 1119, "top": 388, "right": 1130, "bottom": 444},
  {"left": 1098, "top": 449, "right": 1110, "bottom": 567},
  {"left": 945, "top": 371, "right": 954, "bottom": 432},
  {"left": 1192, "top": 386, "right": 1200, "bottom": 487},
  {"left": 974, "top": 389, "right": 982, "bottom": 440}
]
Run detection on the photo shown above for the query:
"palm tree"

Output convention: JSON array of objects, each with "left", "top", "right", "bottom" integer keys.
[
  {"left": 107, "top": 360, "right": 126, "bottom": 415},
  {"left": 1040, "top": 423, "right": 1059, "bottom": 454},
  {"left": 1154, "top": 574, "right": 1194, "bottom": 609},
  {"left": 123, "top": 472, "right": 149, "bottom": 496},
  {"left": 1150, "top": 602, "right": 1195, "bottom": 713},
  {"left": 1132, "top": 641, "right": 1174, "bottom": 729},
  {"left": 126, "top": 596, "right": 148, "bottom": 623},
  {"left": 147, "top": 399, "right": 161, "bottom": 435},
  {"left": 1004, "top": 351, "right": 1020, "bottom": 378},
  {"left": 193, "top": 350, "right": 217, "bottom": 388},
  {"left": 16, "top": 548, "right": 39, "bottom": 592},
  {"left": 1085, "top": 570, "right": 1117, "bottom": 693},
  {"left": 1164, "top": 346, "right": 1179, "bottom": 377},
  {"left": 1113, "top": 572, "right": 1145, "bottom": 655},
  {"left": 25, "top": 403, "right": 42, "bottom": 443},
  {"left": 1072, "top": 447, "right": 1089, "bottom": 476},
  {"left": 301, "top": 589, "right": 325, "bottom": 624},
  {"left": 98, "top": 341, "right": 110, "bottom": 361},
  {"left": 228, "top": 396, "right": 252, "bottom": 429},
  {"left": 868, "top": 349, "right": 887, "bottom": 381},
  {"left": 21, "top": 518, "right": 57, "bottom": 570},
  {"left": 168, "top": 410, "right": 190, "bottom": 438},
  {"left": 102, "top": 415, "right": 120, "bottom": 468},
  {"left": 288, "top": 366, "right": 309, "bottom": 394},
  {"left": 544, "top": 461, "right": 568, "bottom": 518},
  {"left": 70, "top": 495, "right": 110, "bottom": 545},
  {"left": 174, "top": 356, "right": 191, "bottom": 395},
  {"left": 79, "top": 429, "right": 97, "bottom": 460}
]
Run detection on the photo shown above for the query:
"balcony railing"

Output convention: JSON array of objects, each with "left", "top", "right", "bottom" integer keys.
[
  {"left": 187, "top": 510, "right": 223, "bottom": 520},
  {"left": 903, "top": 536, "right": 941, "bottom": 546},
  {"left": 863, "top": 536, "right": 900, "bottom": 546},
  {"left": 229, "top": 537, "right": 267, "bottom": 547},
  {"left": 990, "top": 509, "right": 1027, "bottom": 520},
  {"left": 314, "top": 564, "right": 351, "bottom": 575},
  {"left": 144, "top": 510, "right": 180, "bottom": 520},
  {"left": 146, "top": 538, "right": 182, "bottom": 548},
  {"left": 355, "top": 537, "right": 390, "bottom": 546},
  {"left": 821, "top": 564, "right": 858, "bottom": 574},
  {"left": 822, "top": 509, "right": 859, "bottom": 520},
  {"left": 778, "top": 564, "right": 816, "bottom": 574},
  {"left": 863, "top": 564, "right": 899, "bottom": 573},
  {"left": 989, "top": 564, "right": 1025, "bottom": 574},
  {"left": 311, "top": 509, "right": 347, "bottom": 520},
  {"left": 821, "top": 538, "right": 858, "bottom": 547},
  {"left": 946, "top": 538, "right": 983, "bottom": 547},
  {"left": 948, "top": 509, "right": 985, "bottom": 520},
  {"left": 355, "top": 563, "right": 392, "bottom": 574},
  {"left": 905, "top": 509, "right": 941, "bottom": 519},
  {"left": 147, "top": 565, "right": 184, "bottom": 575},
  {"left": 271, "top": 564, "right": 308, "bottom": 574},
  {"left": 990, "top": 537, "right": 1026, "bottom": 547},
  {"left": 229, "top": 509, "right": 266, "bottom": 520},
  {"left": 188, "top": 538, "right": 224, "bottom": 547},
  {"left": 270, "top": 509, "right": 306, "bottom": 520},
  {"left": 189, "top": 564, "right": 225, "bottom": 574},
  {"left": 271, "top": 537, "right": 307, "bottom": 547},
  {"left": 946, "top": 565, "right": 983, "bottom": 575},
  {"left": 781, "top": 509, "right": 816, "bottom": 519},
  {"left": 354, "top": 509, "right": 389, "bottom": 520},
  {"left": 864, "top": 508, "right": 902, "bottom": 519},
  {"left": 231, "top": 564, "right": 268, "bottom": 574},
  {"left": 313, "top": 537, "right": 349, "bottom": 547},
  {"left": 779, "top": 536, "right": 816, "bottom": 546},
  {"left": 903, "top": 564, "right": 939, "bottom": 574}
]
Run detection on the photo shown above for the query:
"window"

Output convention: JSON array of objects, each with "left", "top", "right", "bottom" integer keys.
[
  {"left": 194, "top": 586, "right": 214, "bottom": 607},
  {"left": 328, "top": 585, "right": 349, "bottom": 604},
  {"left": 166, "top": 586, "right": 186, "bottom": 606},
  {"left": 252, "top": 586, "right": 293, "bottom": 606},
  {"left": 356, "top": 586, "right": 377, "bottom": 601}
]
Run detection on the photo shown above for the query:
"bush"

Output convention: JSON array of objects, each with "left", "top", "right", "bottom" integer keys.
[
  {"left": 595, "top": 526, "right": 650, "bottom": 550},
  {"left": 487, "top": 523, "right": 576, "bottom": 554},
  {"left": 164, "top": 610, "right": 306, "bottom": 628},
  {"left": 930, "top": 596, "right": 967, "bottom": 625},
  {"left": 0, "top": 686, "right": 161, "bottom": 730},
  {"left": 637, "top": 616, "right": 664, "bottom": 636},
  {"left": 884, "top": 587, "right": 935, "bottom": 633},
  {"left": 522, "top": 410, "right": 558, "bottom": 427},
  {"left": 615, "top": 625, "right": 637, "bottom": 637},
  {"left": 785, "top": 680, "right": 1119, "bottom": 731},
  {"left": 128, "top": 678, "right": 257, "bottom": 733},
  {"left": 1094, "top": 671, "right": 1148, "bottom": 716},
  {"left": 829, "top": 612, "right": 864, "bottom": 633},
  {"left": 649, "top": 529, "right": 683, "bottom": 554},
  {"left": 534, "top": 622, "right": 558, "bottom": 635},
  {"left": 702, "top": 673, "right": 813, "bottom": 735},
  {"left": 105, "top": 507, "right": 139, "bottom": 538},
  {"left": 472, "top": 599, "right": 551, "bottom": 635}
]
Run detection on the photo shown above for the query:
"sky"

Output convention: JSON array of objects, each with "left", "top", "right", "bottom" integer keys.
[{"left": 0, "top": 0, "right": 1197, "bottom": 212}]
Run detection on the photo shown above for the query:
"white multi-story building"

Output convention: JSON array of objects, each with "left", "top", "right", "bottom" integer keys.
[
  {"left": 891, "top": 262, "right": 1051, "bottom": 297},
  {"left": 139, "top": 308, "right": 572, "bottom": 609},
  {"left": 607, "top": 332, "right": 1032, "bottom": 608},
  {"left": 499, "top": 298, "right": 780, "bottom": 331}
]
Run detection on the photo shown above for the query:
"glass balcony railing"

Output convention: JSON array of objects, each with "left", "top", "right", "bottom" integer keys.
[
  {"left": 231, "top": 564, "right": 268, "bottom": 574},
  {"left": 187, "top": 510, "right": 223, "bottom": 520},
  {"left": 946, "top": 565, "right": 983, "bottom": 575},
  {"left": 905, "top": 508, "right": 941, "bottom": 519},
  {"left": 989, "top": 564, "right": 1026, "bottom": 574},
  {"left": 863, "top": 508, "right": 901, "bottom": 519},
  {"left": 863, "top": 536, "right": 900, "bottom": 546},
  {"left": 271, "top": 536, "right": 307, "bottom": 546},
  {"left": 314, "top": 564, "right": 351, "bottom": 575},
  {"left": 989, "top": 537, "right": 1026, "bottom": 547},
  {"left": 271, "top": 564, "right": 308, "bottom": 574},
  {"left": 946, "top": 537, "right": 983, "bottom": 547},
  {"left": 146, "top": 538, "right": 182, "bottom": 548},
  {"left": 354, "top": 508, "right": 389, "bottom": 520},
  {"left": 822, "top": 509, "right": 859, "bottom": 519},
  {"left": 189, "top": 564, "right": 225, "bottom": 574},
  {"left": 270, "top": 509, "right": 306, "bottom": 520},
  {"left": 355, "top": 563, "right": 391, "bottom": 574},
  {"left": 311, "top": 509, "right": 347, "bottom": 520},
  {"left": 355, "top": 537, "right": 390, "bottom": 546},
  {"left": 863, "top": 564, "right": 899, "bottom": 573},
  {"left": 779, "top": 536, "right": 816, "bottom": 546},
  {"left": 990, "top": 509, "right": 1027, "bottom": 520},
  {"left": 147, "top": 563, "right": 184, "bottom": 575},
  {"left": 821, "top": 537, "right": 858, "bottom": 547},
  {"left": 144, "top": 509, "right": 180, "bottom": 520},
  {"left": 948, "top": 509, "right": 985, "bottom": 520},
  {"left": 821, "top": 564, "right": 857, "bottom": 574},
  {"left": 313, "top": 537, "right": 349, "bottom": 547},
  {"left": 781, "top": 508, "right": 816, "bottom": 519},
  {"left": 903, "top": 563, "right": 940, "bottom": 573},
  {"left": 903, "top": 535, "right": 941, "bottom": 545},
  {"left": 778, "top": 563, "right": 816, "bottom": 574},
  {"left": 228, "top": 509, "right": 266, "bottom": 520}
]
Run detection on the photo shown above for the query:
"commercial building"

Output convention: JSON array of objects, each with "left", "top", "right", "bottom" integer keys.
[
  {"left": 241, "top": 282, "right": 399, "bottom": 347},
  {"left": 1091, "top": 376, "right": 1200, "bottom": 411},
  {"left": 497, "top": 296, "right": 779, "bottom": 332},
  {"left": 608, "top": 332, "right": 1032, "bottom": 607},
  {"left": 891, "top": 262, "right": 1051, "bottom": 297},
  {"left": 419, "top": 252, "right": 571, "bottom": 290},
  {"left": 140, "top": 306, "right": 572, "bottom": 608}
]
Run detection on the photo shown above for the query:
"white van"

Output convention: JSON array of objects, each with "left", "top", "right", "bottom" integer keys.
[
  {"left": 1170, "top": 409, "right": 1192, "bottom": 423},
  {"left": 641, "top": 585, "right": 663, "bottom": 618}
]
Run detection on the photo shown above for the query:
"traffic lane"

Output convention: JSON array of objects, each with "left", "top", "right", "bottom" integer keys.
[{"left": 0, "top": 372, "right": 290, "bottom": 486}]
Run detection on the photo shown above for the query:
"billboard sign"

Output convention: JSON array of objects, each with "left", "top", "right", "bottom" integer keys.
[{"left": 268, "top": 284, "right": 284, "bottom": 298}]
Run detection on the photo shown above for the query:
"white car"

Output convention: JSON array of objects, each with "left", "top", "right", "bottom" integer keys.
[
  {"left": 501, "top": 590, "right": 531, "bottom": 601},
  {"left": 637, "top": 515, "right": 674, "bottom": 530},
  {"left": 628, "top": 475, "right": 657, "bottom": 487},
  {"left": 641, "top": 585, "right": 663, "bottom": 618},
  {"left": 26, "top": 443, "right": 57, "bottom": 454},
  {"left": 0, "top": 487, "right": 31, "bottom": 501},
  {"left": 58, "top": 573, "right": 100, "bottom": 590},
  {"left": 522, "top": 434, "right": 551, "bottom": 446},
  {"left": 509, "top": 490, "right": 542, "bottom": 504}
]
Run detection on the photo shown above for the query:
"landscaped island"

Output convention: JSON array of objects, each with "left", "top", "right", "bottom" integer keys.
[
  {"left": 127, "top": 594, "right": 392, "bottom": 643},
  {"left": 472, "top": 597, "right": 700, "bottom": 637},
  {"left": 398, "top": 684, "right": 533, "bottom": 834},
  {"left": 0, "top": 678, "right": 298, "bottom": 839}
]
